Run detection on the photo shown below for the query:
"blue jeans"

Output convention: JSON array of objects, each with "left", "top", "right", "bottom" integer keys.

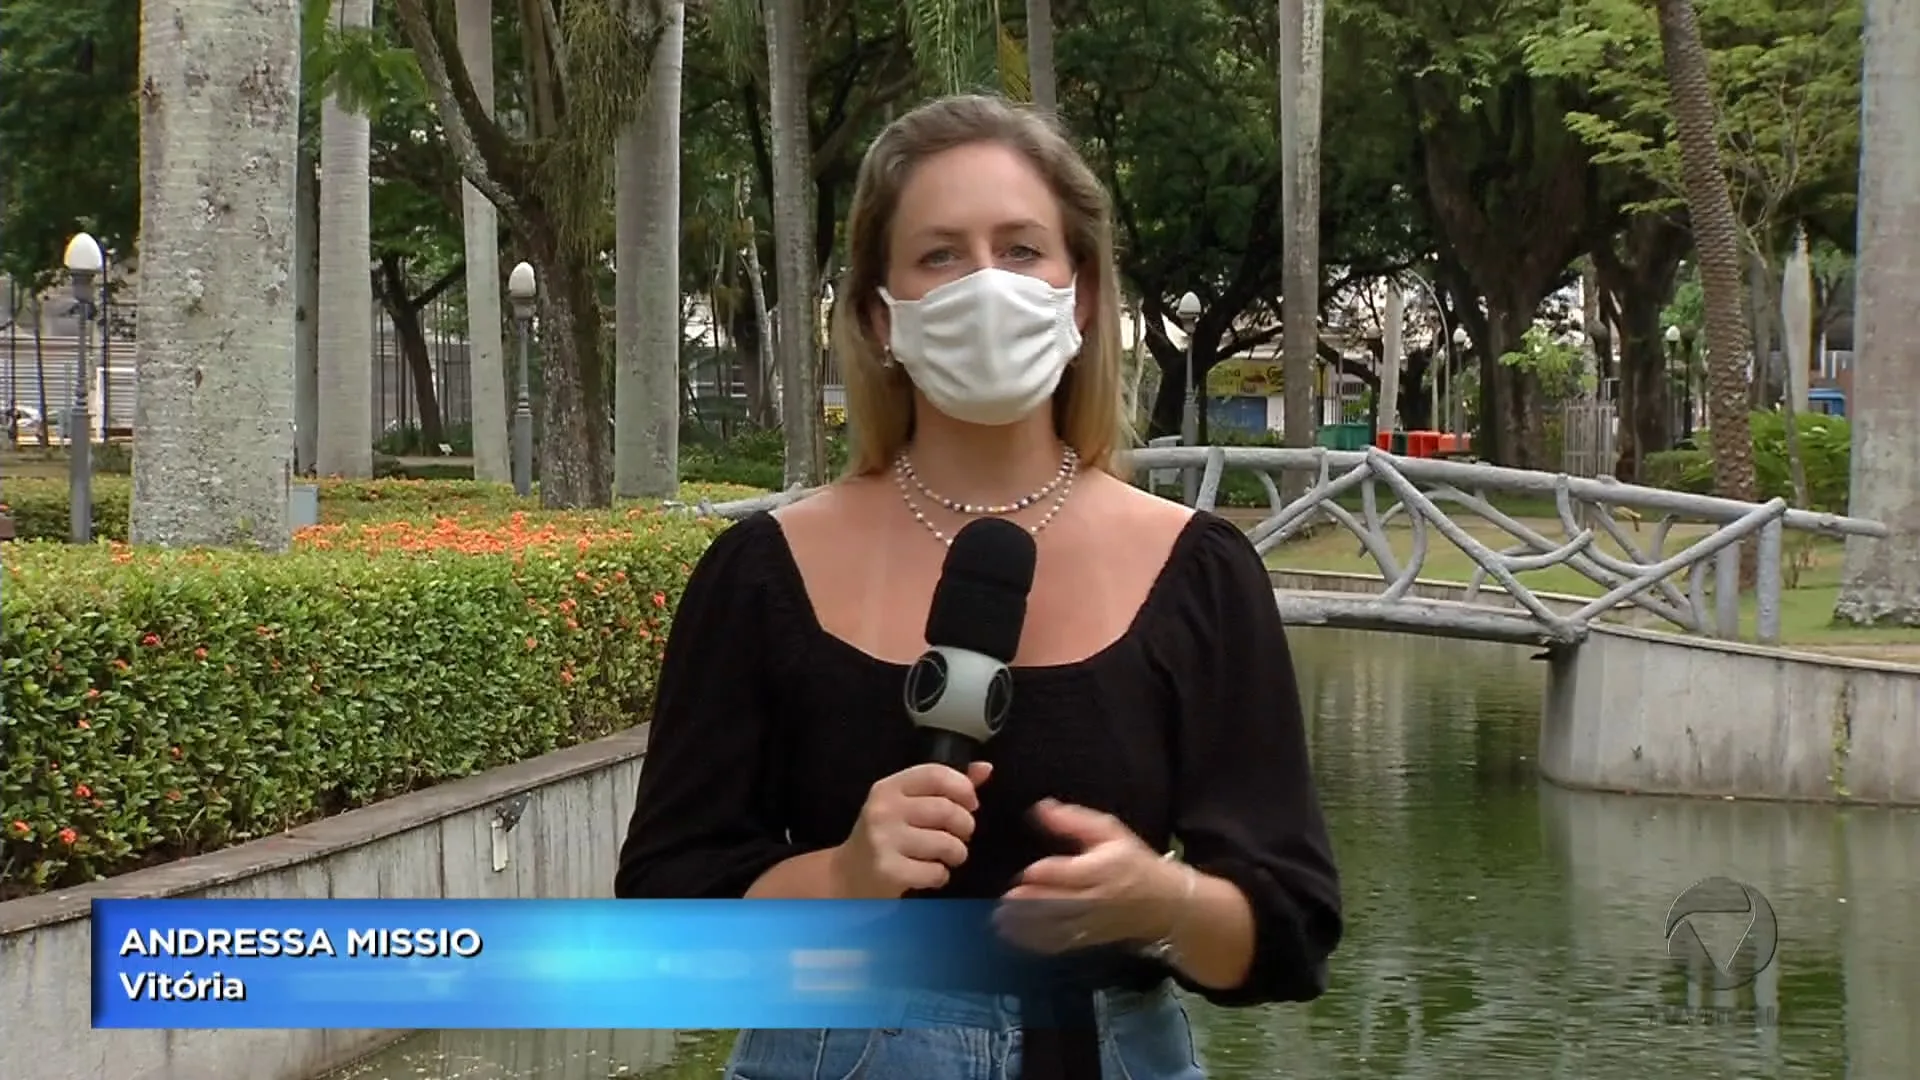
[{"left": 720, "top": 981, "right": 1205, "bottom": 1080}]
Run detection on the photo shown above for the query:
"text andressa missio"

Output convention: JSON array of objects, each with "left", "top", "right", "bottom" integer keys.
[
  {"left": 118, "top": 926, "right": 486, "bottom": 960},
  {"left": 115, "top": 928, "right": 486, "bottom": 1002}
]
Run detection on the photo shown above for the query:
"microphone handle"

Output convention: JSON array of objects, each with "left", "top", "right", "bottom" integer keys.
[{"left": 921, "top": 728, "right": 981, "bottom": 773}]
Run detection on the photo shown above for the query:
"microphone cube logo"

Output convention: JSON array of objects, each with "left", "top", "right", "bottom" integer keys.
[{"left": 1657, "top": 876, "right": 1780, "bottom": 1026}]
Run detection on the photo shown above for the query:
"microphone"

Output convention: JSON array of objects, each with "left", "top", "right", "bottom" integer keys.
[{"left": 904, "top": 518, "right": 1039, "bottom": 771}]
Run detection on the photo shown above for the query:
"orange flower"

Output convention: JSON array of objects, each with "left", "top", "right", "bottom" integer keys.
[
  {"left": 58, "top": 827, "right": 78, "bottom": 845},
  {"left": 8, "top": 821, "right": 27, "bottom": 835},
  {"left": 76, "top": 719, "right": 90, "bottom": 730},
  {"left": 74, "top": 784, "right": 92, "bottom": 799},
  {"left": 651, "top": 592, "right": 667, "bottom": 609}
]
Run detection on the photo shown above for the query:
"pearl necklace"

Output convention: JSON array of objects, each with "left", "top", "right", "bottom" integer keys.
[{"left": 893, "top": 445, "right": 1080, "bottom": 547}]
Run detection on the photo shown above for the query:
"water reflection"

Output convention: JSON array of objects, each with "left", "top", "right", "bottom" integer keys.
[{"left": 327, "top": 630, "right": 1920, "bottom": 1080}]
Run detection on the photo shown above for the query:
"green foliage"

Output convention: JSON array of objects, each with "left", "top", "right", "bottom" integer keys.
[
  {"left": 0, "top": 475, "right": 768, "bottom": 540},
  {"left": 0, "top": 509, "right": 728, "bottom": 895},
  {"left": 1497, "top": 324, "right": 1596, "bottom": 401},
  {"left": 1644, "top": 410, "right": 1851, "bottom": 512},
  {"left": 678, "top": 427, "right": 850, "bottom": 490},
  {"left": 1521, "top": 0, "right": 1862, "bottom": 244},
  {"left": 2, "top": 477, "right": 132, "bottom": 542},
  {"left": 0, "top": 0, "right": 139, "bottom": 286}
]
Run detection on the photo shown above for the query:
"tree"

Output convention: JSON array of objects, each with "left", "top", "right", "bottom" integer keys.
[
  {"left": 129, "top": 0, "right": 302, "bottom": 549},
  {"left": 456, "top": 0, "right": 512, "bottom": 483},
  {"left": 764, "top": 0, "right": 825, "bottom": 488},
  {"left": 1525, "top": 0, "right": 1862, "bottom": 477},
  {"left": 1339, "top": 0, "right": 1601, "bottom": 467},
  {"left": 1655, "top": 0, "right": 1759, "bottom": 516},
  {"left": 1279, "top": 0, "right": 1324, "bottom": 466},
  {"left": 1026, "top": 0, "right": 1058, "bottom": 113},
  {"left": 1835, "top": 0, "right": 1920, "bottom": 625},
  {"left": 317, "top": 0, "right": 376, "bottom": 479},
  {"left": 0, "top": 0, "right": 138, "bottom": 287},
  {"left": 614, "top": 0, "right": 686, "bottom": 498},
  {"left": 391, "top": 0, "right": 665, "bottom": 507}
]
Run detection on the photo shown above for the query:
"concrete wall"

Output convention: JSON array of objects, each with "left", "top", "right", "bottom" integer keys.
[
  {"left": 1270, "top": 570, "right": 1920, "bottom": 806},
  {"left": 1540, "top": 625, "right": 1920, "bottom": 805},
  {"left": 0, "top": 729, "right": 650, "bottom": 1080}
]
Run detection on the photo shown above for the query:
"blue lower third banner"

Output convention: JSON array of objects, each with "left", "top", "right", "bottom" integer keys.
[{"left": 92, "top": 898, "right": 1108, "bottom": 1029}]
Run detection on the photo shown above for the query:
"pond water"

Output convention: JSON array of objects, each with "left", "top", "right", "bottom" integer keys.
[{"left": 327, "top": 629, "right": 1920, "bottom": 1080}]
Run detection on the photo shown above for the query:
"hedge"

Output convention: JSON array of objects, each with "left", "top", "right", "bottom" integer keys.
[
  {"left": 0, "top": 475, "right": 769, "bottom": 540},
  {"left": 0, "top": 507, "right": 732, "bottom": 898},
  {"left": 1642, "top": 410, "right": 1852, "bottom": 514}
]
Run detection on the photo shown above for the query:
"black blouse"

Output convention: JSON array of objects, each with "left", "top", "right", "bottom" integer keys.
[{"left": 614, "top": 508, "right": 1342, "bottom": 1008}]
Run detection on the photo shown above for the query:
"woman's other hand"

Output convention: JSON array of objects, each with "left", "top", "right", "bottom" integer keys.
[
  {"left": 828, "top": 761, "right": 993, "bottom": 898},
  {"left": 995, "top": 798, "right": 1188, "bottom": 954}
]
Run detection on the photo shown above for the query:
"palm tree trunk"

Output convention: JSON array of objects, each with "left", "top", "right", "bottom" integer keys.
[
  {"left": 1655, "top": 0, "right": 1759, "bottom": 519},
  {"left": 457, "top": 0, "right": 513, "bottom": 484},
  {"left": 294, "top": 134, "right": 320, "bottom": 475},
  {"left": 614, "top": 0, "right": 686, "bottom": 499},
  {"left": 131, "top": 0, "right": 301, "bottom": 549},
  {"left": 1278, "top": 0, "right": 1324, "bottom": 478},
  {"left": 1025, "top": 0, "right": 1057, "bottom": 115},
  {"left": 1835, "top": 0, "right": 1920, "bottom": 625},
  {"left": 316, "top": 0, "right": 374, "bottom": 477},
  {"left": 766, "top": 0, "right": 824, "bottom": 487}
]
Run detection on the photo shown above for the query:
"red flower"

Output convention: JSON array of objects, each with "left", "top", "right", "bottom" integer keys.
[
  {"left": 8, "top": 821, "right": 27, "bottom": 835},
  {"left": 74, "top": 784, "right": 92, "bottom": 799},
  {"left": 58, "top": 827, "right": 78, "bottom": 845},
  {"left": 651, "top": 592, "right": 667, "bottom": 609},
  {"left": 142, "top": 633, "right": 161, "bottom": 647}
]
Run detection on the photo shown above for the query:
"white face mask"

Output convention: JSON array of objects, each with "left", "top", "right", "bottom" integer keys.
[{"left": 878, "top": 268, "right": 1083, "bottom": 427}]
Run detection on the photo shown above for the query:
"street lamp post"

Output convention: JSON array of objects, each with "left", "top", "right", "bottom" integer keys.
[
  {"left": 507, "top": 262, "right": 537, "bottom": 498},
  {"left": 1665, "top": 324, "right": 1685, "bottom": 443},
  {"left": 1176, "top": 290, "right": 1202, "bottom": 505},
  {"left": 63, "top": 232, "right": 103, "bottom": 543},
  {"left": 1447, "top": 325, "right": 1468, "bottom": 435}
]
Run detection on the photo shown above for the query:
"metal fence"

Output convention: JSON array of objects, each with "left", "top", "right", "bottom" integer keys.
[
  {"left": 1560, "top": 395, "right": 1617, "bottom": 479},
  {"left": 3, "top": 275, "right": 475, "bottom": 449}
]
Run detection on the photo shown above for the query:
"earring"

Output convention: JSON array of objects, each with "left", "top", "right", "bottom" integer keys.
[{"left": 881, "top": 346, "right": 897, "bottom": 369}]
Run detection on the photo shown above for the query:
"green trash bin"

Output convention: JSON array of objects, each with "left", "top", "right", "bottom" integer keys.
[{"left": 1315, "top": 422, "right": 1373, "bottom": 451}]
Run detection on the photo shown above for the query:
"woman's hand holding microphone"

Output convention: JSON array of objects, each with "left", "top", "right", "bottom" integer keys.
[
  {"left": 827, "top": 761, "right": 994, "bottom": 898},
  {"left": 824, "top": 764, "right": 1193, "bottom": 958}
]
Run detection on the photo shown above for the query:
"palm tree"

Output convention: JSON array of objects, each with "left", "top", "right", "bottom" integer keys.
[
  {"left": 316, "top": 0, "right": 374, "bottom": 477},
  {"left": 130, "top": 0, "right": 302, "bottom": 549},
  {"left": 614, "top": 0, "right": 687, "bottom": 499},
  {"left": 1279, "top": 0, "right": 1324, "bottom": 472},
  {"left": 765, "top": 0, "right": 825, "bottom": 488},
  {"left": 456, "top": 0, "right": 512, "bottom": 484},
  {"left": 1835, "top": 0, "right": 1920, "bottom": 625},
  {"left": 1025, "top": 0, "right": 1056, "bottom": 114},
  {"left": 1654, "top": 0, "right": 1758, "bottom": 520}
]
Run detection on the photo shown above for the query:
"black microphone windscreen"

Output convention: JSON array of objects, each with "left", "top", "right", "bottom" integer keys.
[{"left": 924, "top": 518, "right": 1038, "bottom": 663}]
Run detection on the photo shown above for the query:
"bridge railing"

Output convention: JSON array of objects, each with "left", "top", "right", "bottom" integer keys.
[{"left": 679, "top": 445, "right": 1889, "bottom": 647}]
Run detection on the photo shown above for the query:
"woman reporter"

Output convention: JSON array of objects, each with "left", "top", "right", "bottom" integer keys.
[{"left": 615, "top": 93, "right": 1342, "bottom": 1079}]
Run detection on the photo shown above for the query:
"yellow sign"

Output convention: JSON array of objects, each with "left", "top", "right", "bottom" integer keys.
[
  {"left": 1206, "top": 359, "right": 1284, "bottom": 398},
  {"left": 824, "top": 404, "right": 847, "bottom": 427}
]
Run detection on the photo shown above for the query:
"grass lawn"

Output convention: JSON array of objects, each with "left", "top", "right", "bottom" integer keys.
[{"left": 1258, "top": 508, "right": 1920, "bottom": 662}]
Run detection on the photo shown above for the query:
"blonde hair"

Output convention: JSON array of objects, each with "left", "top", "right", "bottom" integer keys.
[{"left": 830, "top": 94, "right": 1132, "bottom": 478}]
